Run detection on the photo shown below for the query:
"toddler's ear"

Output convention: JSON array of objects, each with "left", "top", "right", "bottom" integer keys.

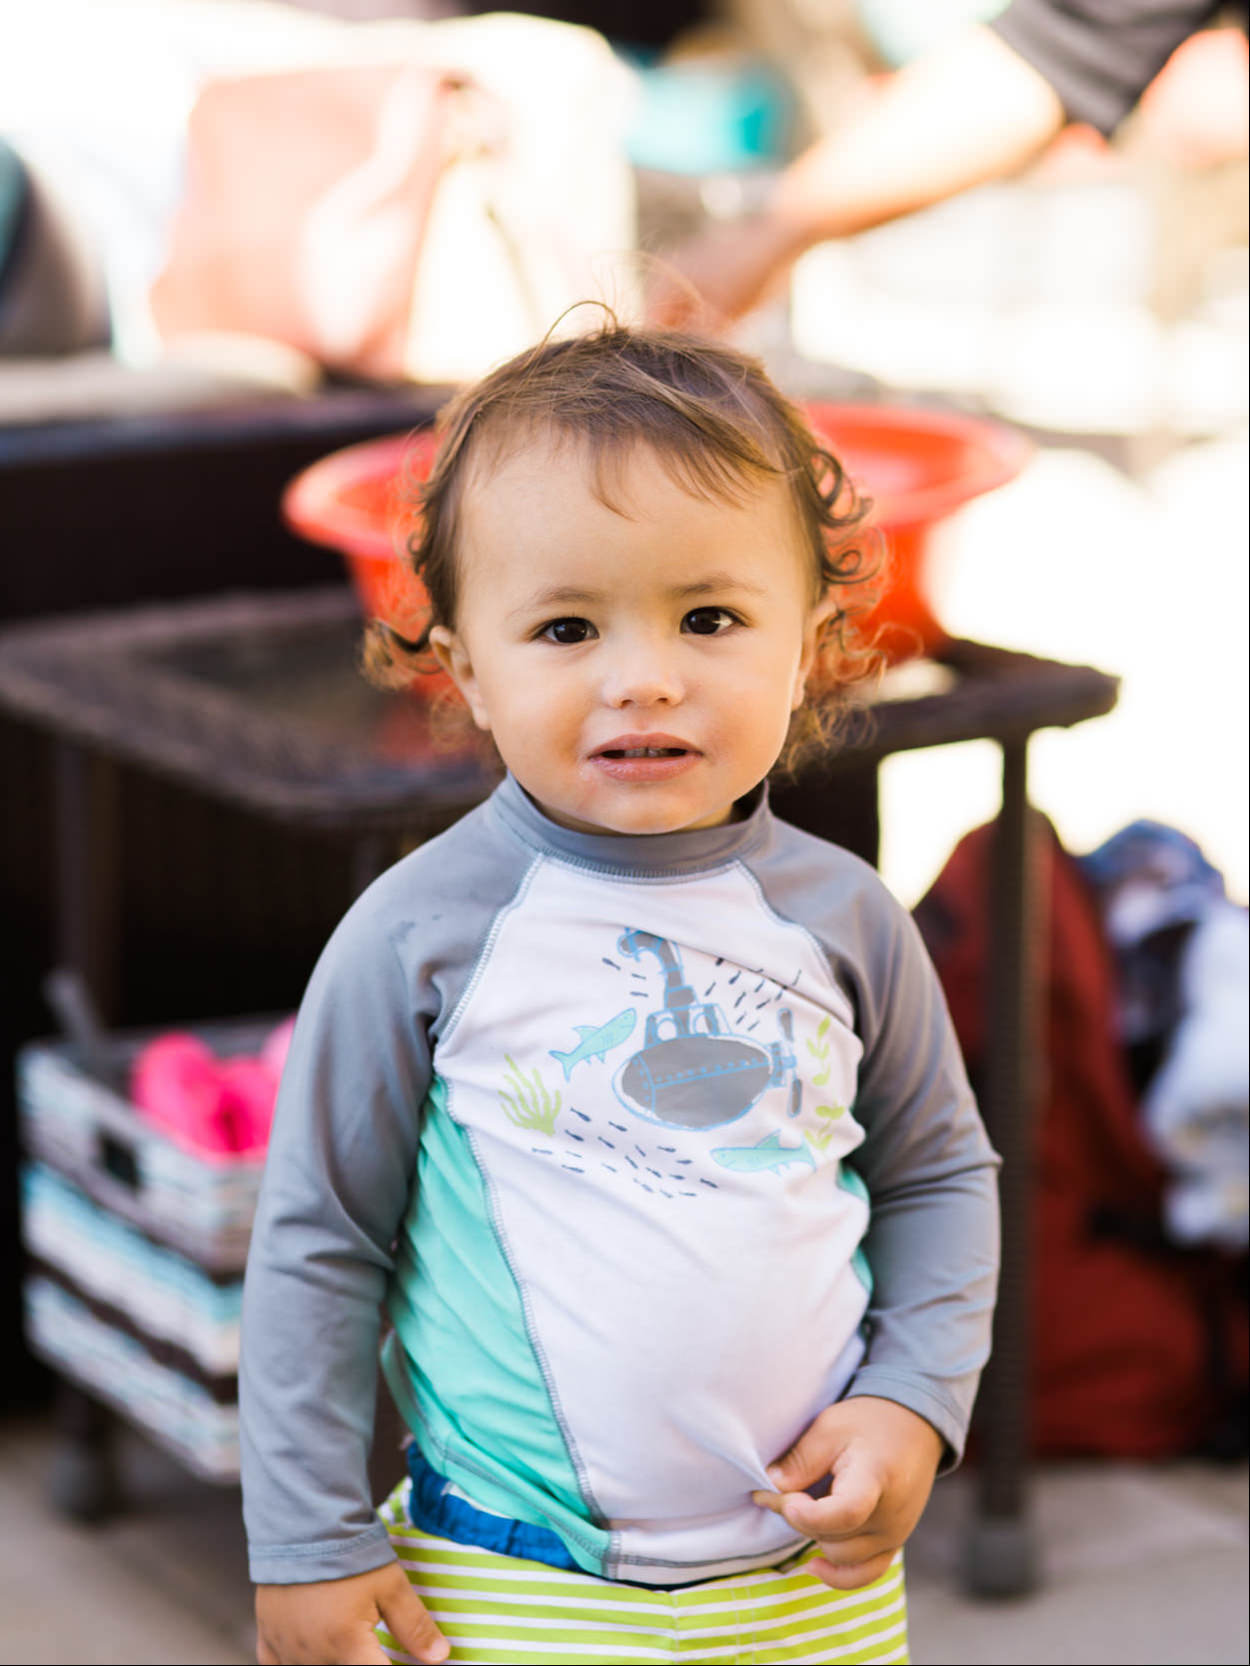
[
  {"left": 794, "top": 590, "right": 840, "bottom": 708},
  {"left": 429, "top": 625, "right": 492, "bottom": 731}
]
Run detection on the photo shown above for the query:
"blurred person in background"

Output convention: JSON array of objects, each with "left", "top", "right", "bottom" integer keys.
[
  {"left": 0, "top": 135, "right": 111, "bottom": 356},
  {"left": 651, "top": 0, "right": 1250, "bottom": 329}
]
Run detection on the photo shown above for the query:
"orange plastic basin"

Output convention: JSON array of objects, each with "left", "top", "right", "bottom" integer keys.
[
  {"left": 283, "top": 403, "right": 1031, "bottom": 675},
  {"left": 804, "top": 402, "right": 1032, "bottom": 655}
]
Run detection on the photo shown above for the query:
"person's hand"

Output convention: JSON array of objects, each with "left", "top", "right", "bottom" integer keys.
[
  {"left": 255, "top": 1561, "right": 450, "bottom": 1665},
  {"left": 646, "top": 213, "right": 801, "bottom": 332},
  {"left": 753, "top": 1396, "right": 942, "bottom": 1589}
]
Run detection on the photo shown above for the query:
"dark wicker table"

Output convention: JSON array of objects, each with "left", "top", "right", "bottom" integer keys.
[{"left": 0, "top": 585, "right": 1118, "bottom": 1598}]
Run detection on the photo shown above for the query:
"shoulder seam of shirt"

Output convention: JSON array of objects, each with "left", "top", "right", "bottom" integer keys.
[
  {"left": 437, "top": 849, "right": 545, "bottom": 1050},
  {"left": 733, "top": 854, "right": 857, "bottom": 1030}
]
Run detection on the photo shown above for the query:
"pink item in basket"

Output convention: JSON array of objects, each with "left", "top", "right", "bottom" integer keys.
[
  {"left": 130, "top": 1029, "right": 287, "bottom": 1158},
  {"left": 216, "top": 1056, "right": 279, "bottom": 1156},
  {"left": 131, "top": 1034, "right": 236, "bottom": 1156}
]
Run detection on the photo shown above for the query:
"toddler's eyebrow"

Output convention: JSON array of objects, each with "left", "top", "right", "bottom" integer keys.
[
  {"left": 514, "top": 585, "right": 601, "bottom": 616},
  {"left": 512, "top": 573, "right": 769, "bottom": 619},
  {"left": 678, "top": 574, "right": 769, "bottom": 599}
]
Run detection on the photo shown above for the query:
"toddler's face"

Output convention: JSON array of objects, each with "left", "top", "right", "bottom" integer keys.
[{"left": 430, "top": 434, "right": 832, "bottom": 836}]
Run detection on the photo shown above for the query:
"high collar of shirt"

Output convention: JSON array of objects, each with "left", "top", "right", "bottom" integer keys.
[{"left": 489, "top": 772, "right": 773, "bottom": 879}]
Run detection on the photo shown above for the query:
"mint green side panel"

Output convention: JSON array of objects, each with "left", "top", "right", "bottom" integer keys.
[
  {"left": 384, "top": 1076, "right": 609, "bottom": 1575},
  {"left": 837, "top": 1160, "right": 874, "bottom": 1297}
]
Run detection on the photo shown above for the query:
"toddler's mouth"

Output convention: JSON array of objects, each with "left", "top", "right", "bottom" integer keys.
[
  {"left": 591, "top": 732, "right": 697, "bottom": 759},
  {"left": 601, "top": 746, "right": 688, "bottom": 759},
  {"left": 589, "top": 735, "right": 701, "bottom": 781}
]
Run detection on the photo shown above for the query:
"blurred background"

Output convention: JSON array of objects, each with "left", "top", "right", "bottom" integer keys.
[{"left": 1, "top": 0, "right": 1246, "bottom": 1661}]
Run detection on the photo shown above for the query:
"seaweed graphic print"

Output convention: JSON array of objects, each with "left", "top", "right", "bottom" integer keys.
[
  {"left": 807, "top": 1015, "right": 833, "bottom": 1086},
  {"left": 498, "top": 1055, "right": 561, "bottom": 1135}
]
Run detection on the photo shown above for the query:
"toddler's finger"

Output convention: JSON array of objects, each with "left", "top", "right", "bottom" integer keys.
[
  {"left": 824, "top": 1444, "right": 885, "bottom": 1529},
  {"left": 765, "top": 1422, "right": 837, "bottom": 1494},
  {"left": 806, "top": 1548, "right": 897, "bottom": 1591},
  {"left": 806, "top": 1527, "right": 884, "bottom": 1568},
  {"left": 755, "top": 1458, "right": 881, "bottom": 1540},
  {"left": 381, "top": 1584, "right": 451, "bottom": 1666}
]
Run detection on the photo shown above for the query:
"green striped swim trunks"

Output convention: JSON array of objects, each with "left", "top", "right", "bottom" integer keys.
[{"left": 376, "top": 1483, "right": 909, "bottom": 1665}]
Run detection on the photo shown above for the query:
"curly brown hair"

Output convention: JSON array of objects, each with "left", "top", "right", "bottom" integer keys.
[{"left": 363, "top": 318, "right": 886, "bottom": 771}]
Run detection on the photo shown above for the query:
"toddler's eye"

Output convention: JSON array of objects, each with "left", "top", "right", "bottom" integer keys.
[
  {"left": 540, "top": 616, "right": 596, "bottom": 645},
  {"left": 682, "top": 607, "right": 739, "bottom": 636}
]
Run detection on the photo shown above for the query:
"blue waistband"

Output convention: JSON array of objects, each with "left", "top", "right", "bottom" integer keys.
[{"left": 404, "top": 1446, "right": 581, "bottom": 1571}]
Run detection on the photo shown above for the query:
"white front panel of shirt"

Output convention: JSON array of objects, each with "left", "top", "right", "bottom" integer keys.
[{"left": 435, "top": 855, "right": 871, "bottom": 1578}]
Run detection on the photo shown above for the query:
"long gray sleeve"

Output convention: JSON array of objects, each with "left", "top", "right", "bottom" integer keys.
[
  {"left": 837, "top": 900, "right": 1000, "bottom": 1466},
  {"left": 239, "top": 879, "right": 433, "bottom": 1584},
  {"left": 748, "top": 825, "right": 1000, "bottom": 1466}
]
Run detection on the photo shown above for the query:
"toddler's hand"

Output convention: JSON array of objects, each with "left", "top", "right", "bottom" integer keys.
[
  {"left": 753, "top": 1396, "right": 943, "bottom": 1590},
  {"left": 255, "top": 1561, "right": 449, "bottom": 1665}
]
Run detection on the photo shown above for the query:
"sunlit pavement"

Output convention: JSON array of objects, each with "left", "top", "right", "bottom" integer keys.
[
  {"left": 906, "top": 1457, "right": 1249, "bottom": 1665},
  {"left": 0, "top": 1416, "right": 253, "bottom": 1666}
]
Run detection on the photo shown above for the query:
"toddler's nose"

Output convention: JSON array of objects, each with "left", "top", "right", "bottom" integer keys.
[{"left": 602, "top": 643, "right": 685, "bottom": 709}]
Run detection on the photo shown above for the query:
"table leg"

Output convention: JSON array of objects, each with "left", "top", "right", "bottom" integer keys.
[
  {"left": 53, "top": 740, "right": 121, "bottom": 1025},
  {"left": 48, "top": 1381, "right": 121, "bottom": 1523},
  {"left": 962, "top": 737, "right": 1045, "bottom": 1597},
  {"left": 47, "top": 746, "right": 125, "bottom": 1514}
]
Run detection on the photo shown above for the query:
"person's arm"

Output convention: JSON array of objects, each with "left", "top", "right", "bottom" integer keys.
[
  {"left": 239, "top": 877, "right": 448, "bottom": 1662},
  {"left": 766, "top": 26, "right": 1064, "bottom": 246},
  {"left": 651, "top": 23, "right": 1064, "bottom": 327}
]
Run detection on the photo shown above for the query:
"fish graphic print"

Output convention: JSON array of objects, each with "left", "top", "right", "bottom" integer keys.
[
  {"left": 549, "top": 1009, "right": 637, "bottom": 1079},
  {"left": 710, "top": 1132, "right": 815, "bottom": 1174}
]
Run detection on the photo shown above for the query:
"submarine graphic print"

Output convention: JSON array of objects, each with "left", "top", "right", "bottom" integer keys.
[{"left": 612, "top": 929, "right": 800, "bottom": 1129}]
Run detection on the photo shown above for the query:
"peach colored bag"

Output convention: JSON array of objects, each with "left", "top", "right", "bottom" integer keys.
[
  {"left": 151, "top": 62, "right": 491, "bottom": 382},
  {"left": 149, "top": 17, "right": 638, "bottom": 384}
]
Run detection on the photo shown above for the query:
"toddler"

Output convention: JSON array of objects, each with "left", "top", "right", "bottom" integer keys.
[{"left": 240, "top": 323, "right": 1000, "bottom": 1666}]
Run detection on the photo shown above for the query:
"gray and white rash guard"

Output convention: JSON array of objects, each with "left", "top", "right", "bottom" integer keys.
[{"left": 241, "top": 774, "right": 999, "bottom": 1587}]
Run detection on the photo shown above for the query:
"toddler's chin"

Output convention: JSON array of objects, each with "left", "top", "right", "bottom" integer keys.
[
  {"left": 536, "top": 791, "right": 734, "bottom": 838},
  {"left": 589, "top": 801, "right": 736, "bottom": 837}
]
